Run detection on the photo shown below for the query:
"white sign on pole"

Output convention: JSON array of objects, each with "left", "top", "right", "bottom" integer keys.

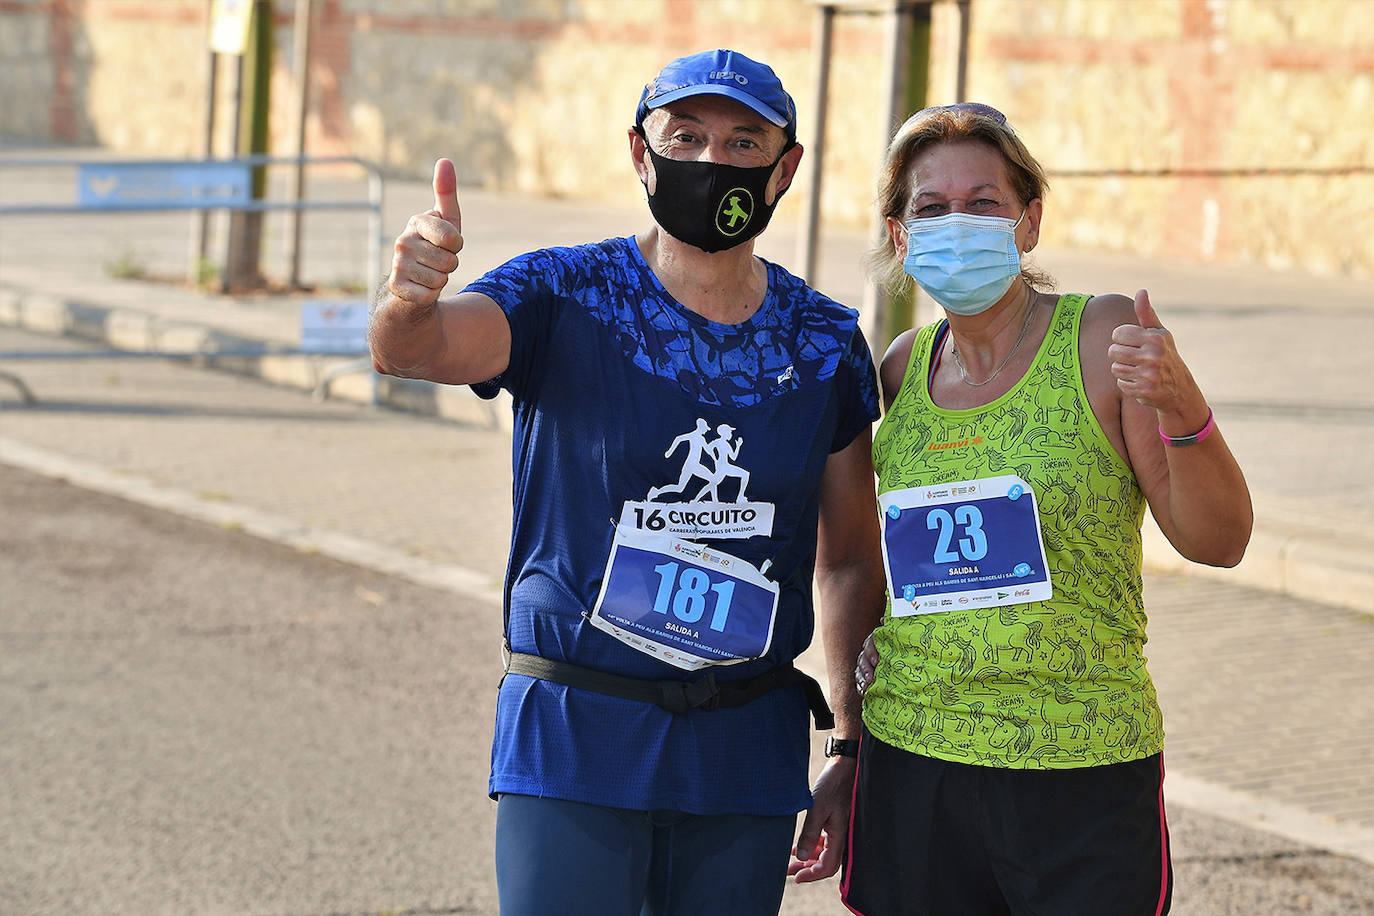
[{"left": 210, "top": 0, "right": 254, "bottom": 55}]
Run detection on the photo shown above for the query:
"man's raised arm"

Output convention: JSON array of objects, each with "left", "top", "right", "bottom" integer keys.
[{"left": 369, "top": 158, "right": 511, "bottom": 386}]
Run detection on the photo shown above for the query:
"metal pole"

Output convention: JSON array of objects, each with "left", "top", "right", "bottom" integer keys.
[
  {"left": 366, "top": 167, "right": 383, "bottom": 297},
  {"left": 225, "top": 0, "right": 272, "bottom": 292},
  {"left": 367, "top": 166, "right": 383, "bottom": 405},
  {"left": 861, "top": 2, "right": 912, "bottom": 349},
  {"left": 892, "top": 1, "right": 932, "bottom": 336},
  {"left": 955, "top": 0, "right": 971, "bottom": 102},
  {"left": 221, "top": 50, "right": 245, "bottom": 293},
  {"left": 191, "top": 0, "right": 217, "bottom": 286},
  {"left": 287, "top": 0, "right": 316, "bottom": 289},
  {"left": 796, "top": 3, "right": 835, "bottom": 286}
]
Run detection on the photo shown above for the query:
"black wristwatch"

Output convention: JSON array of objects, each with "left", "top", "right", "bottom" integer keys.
[{"left": 824, "top": 737, "right": 860, "bottom": 758}]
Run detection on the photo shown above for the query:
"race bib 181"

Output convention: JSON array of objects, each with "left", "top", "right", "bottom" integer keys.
[{"left": 589, "top": 527, "right": 779, "bottom": 671}]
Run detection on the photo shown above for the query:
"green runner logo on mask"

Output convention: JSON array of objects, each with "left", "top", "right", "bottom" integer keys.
[
  {"left": 716, "top": 189, "right": 754, "bottom": 236},
  {"left": 641, "top": 141, "right": 788, "bottom": 253}
]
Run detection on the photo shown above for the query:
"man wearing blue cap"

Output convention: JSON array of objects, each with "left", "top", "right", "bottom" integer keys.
[{"left": 371, "top": 48, "right": 885, "bottom": 915}]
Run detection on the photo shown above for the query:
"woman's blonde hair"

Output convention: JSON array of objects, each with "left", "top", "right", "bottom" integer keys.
[{"left": 866, "top": 104, "right": 1053, "bottom": 294}]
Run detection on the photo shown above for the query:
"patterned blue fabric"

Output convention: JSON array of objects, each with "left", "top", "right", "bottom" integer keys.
[{"left": 466, "top": 236, "right": 878, "bottom": 816}]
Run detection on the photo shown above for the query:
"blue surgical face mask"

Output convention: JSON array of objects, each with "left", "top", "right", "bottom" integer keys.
[{"left": 902, "top": 210, "right": 1025, "bottom": 316}]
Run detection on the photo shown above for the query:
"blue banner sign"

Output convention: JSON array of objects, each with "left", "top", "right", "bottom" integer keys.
[{"left": 77, "top": 162, "right": 252, "bottom": 210}]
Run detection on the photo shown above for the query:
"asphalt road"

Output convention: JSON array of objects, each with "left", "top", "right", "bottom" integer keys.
[
  {"left": 0, "top": 463, "right": 504, "bottom": 915},
  {"left": 2, "top": 327, "right": 1373, "bottom": 914}
]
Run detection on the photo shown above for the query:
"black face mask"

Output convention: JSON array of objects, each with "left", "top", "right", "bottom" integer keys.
[{"left": 640, "top": 138, "right": 791, "bottom": 253}]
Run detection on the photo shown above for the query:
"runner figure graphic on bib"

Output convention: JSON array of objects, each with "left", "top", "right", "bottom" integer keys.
[
  {"left": 596, "top": 418, "right": 780, "bottom": 670},
  {"left": 622, "top": 417, "right": 776, "bottom": 541}
]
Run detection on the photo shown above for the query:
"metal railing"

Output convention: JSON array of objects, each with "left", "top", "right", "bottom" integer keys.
[
  {"left": 0, "top": 153, "right": 384, "bottom": 404},
  {"left": 0, "top": 153, "right": 383, "bottom": 290}
]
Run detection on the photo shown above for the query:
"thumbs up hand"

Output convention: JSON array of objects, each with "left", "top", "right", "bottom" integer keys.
[
  {"left": 385, "top": 158, "right": 465, "bottom": 311},
  {"left": 430, "top": 157, "right": 462, "bottom": 227},
  {"left": 1108, "top": 289, "right": 1202, "bottom": 417}
]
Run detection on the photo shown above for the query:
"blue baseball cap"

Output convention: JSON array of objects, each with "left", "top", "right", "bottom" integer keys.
[{"left": 635, "top": 49, "right": 797, "bottom": 141}]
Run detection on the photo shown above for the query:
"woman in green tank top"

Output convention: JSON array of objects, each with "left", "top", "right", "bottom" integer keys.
[{"left": 837, "top": 104, "right": 1253, "bottom": 916}]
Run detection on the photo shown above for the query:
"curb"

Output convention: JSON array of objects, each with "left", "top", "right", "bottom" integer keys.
[
  {"left": 1142, "top": 517, "right": 1373, "bottom": 616},
  {"left": 3, "top": 285, "right": 1369, "bottom": 617},
  {"left": 0, "top": 285, "right": 515, "bottom": 432}
]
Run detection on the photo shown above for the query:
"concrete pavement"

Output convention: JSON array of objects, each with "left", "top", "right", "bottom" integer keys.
[
  {"left": 3, "top": 147, "right": 1374, "bottom": 910},
  {"left": 5, "top": 320, "right": 1374, "bottom": 914},
  {"left": 3, "top": 326, "right": 1373, "bottom": 914}
]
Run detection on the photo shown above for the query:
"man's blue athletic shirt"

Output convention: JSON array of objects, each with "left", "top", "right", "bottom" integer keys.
[{"left": 466, "top": 235, "right": 878, "bottom": 815}]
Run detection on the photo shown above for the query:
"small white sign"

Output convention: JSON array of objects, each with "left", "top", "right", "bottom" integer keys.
[
  {"left": 210, "top": 0, "right": 254, "bottom": 55},
  {"left": 300, "top": 301, "right": 369, "bottom": 354}
]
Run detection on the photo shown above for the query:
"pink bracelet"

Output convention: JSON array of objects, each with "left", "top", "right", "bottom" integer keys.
[{"left": 1159, "top": 408, "right": 1215, "bottom": 447}]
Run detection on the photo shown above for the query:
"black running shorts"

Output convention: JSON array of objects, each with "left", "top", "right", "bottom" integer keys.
[{"left": 842, "top": 728, "right": 1172, "bottom": 916}]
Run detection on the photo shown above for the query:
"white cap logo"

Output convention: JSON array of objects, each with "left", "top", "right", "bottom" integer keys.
[{"left": 709, "top": 70, "right": 749, "bottom": 86}]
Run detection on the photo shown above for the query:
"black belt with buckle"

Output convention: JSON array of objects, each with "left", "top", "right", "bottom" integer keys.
[{"left": 502, "top": 647, "right": 835, "bottom": 730}]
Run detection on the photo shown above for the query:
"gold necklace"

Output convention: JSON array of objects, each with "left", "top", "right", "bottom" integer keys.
[{"left": 950, "top": 289, "right": 1037, "bottom": 388}]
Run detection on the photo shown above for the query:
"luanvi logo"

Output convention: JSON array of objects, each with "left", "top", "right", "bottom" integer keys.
[{"left": 927, "top": 435, "right": 985, "bottom": 451}]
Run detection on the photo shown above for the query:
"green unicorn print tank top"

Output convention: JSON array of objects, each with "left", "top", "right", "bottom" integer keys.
[{"left": 865, "top": 294, "right": 1163, "bottom": 769}]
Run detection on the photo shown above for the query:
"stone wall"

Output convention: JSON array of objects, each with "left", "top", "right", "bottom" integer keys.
[
  {"left": 958, "top": 0, "right": 1374, "bottom": 276},
  {"left": 332, "top": 0, "right": 881, "bottom": 221},
  {"left": 2, "top": 0, "right": 1369, "bottom": 278}
]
